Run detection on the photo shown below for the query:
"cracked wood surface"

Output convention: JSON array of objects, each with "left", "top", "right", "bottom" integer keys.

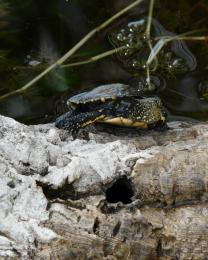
[{"left": 0, "top": 115, "right": 208, "bottom": 259}]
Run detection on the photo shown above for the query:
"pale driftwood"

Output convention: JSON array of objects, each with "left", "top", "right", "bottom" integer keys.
[{"left": 0, "top": 115, "right": 208, "bottom": 259}]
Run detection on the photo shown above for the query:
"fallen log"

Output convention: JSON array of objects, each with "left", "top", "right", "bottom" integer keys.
[{"left": 0, "top": 115, "right": 207, "bottom": 259}]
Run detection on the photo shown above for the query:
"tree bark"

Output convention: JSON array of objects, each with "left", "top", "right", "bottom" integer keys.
[{"left": 0, "top": 115, "right": 207, "bottom": 259}]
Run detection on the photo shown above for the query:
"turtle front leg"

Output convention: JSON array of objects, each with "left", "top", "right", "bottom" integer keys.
[
  {"left": 148, "top": 121, "right": 169, "bottom": 131},
  {"left": 55, "top": 110, "right": 105, "bottom": 136},
  {"left": 55, "top": 110, "right": 77, "bottom": 129}
]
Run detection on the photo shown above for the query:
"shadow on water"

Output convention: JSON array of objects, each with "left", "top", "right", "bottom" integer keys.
[{"left": 0, "top": 0, "right": 208, "bottom": 124}]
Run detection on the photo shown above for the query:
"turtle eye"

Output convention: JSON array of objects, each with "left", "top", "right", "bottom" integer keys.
[{"left": 67, "top": 101, "right": 76, "bottom": 110}]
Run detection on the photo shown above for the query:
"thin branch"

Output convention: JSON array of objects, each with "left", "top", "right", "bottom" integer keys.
[
  {"left": 166, "top": 36, "right": 208, "bottom": 41},
  {"left": 0, "top": 0, "right": 144, "bottom": 101},
  {"left": 167, "top": 88, "right": 196, "bottom": 100},
  {"left": 154, "top": 29, "right": 206, "bottom": 41},
  {"left": 146, "top": 0, "right": 155, "bottom": 39},
  {"left": 145, "top": 0, "right": 157, "bottom": 90},
  {"left": 11, "top": 46, "right": 128, "bottom": 70},
  {"left": 62, "top": 46, "right": 126, "bottom": 68},
  {"left": 147, "top": 30, "right": 208, "bottom": 66},
  {"left": 147, "top": 38, "right": 166, "bottom": 66},
  {"left": 98, "top": 0, "right": 144, "bottom": 30}
]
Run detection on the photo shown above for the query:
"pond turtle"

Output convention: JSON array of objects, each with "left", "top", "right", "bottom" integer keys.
[{"left": 55, "top": 83, "right": 167, "bottom": 134}]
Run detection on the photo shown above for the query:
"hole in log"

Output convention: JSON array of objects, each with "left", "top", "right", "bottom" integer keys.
[
  {"left": 105, "top": 176, "right": 134, "bottom": 204},
  {"left": 93, "top": 217, "right": 100, "bottom": 235},
  {"left": 37, "top": 180, "right": 77, "bottom": 200},
  {"left": 7, "top": 181, "right": 15, "bottom": 189},
  {"left": 112, "top": 221, "right": 121, "bottom": 237},
  {"left": 156, "top": 239, "right": 163, "bottom": 257}
]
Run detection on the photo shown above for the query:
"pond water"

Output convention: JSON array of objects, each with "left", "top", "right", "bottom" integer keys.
[{"left": 0, "top": 0, "right": 208, "bottom": 124}]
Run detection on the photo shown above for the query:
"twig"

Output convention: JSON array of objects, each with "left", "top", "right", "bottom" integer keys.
[
  {"left": 147, "top": 30, "right": 208, "bottom": 66},
  {"left": 62, "top": 46, "right": 126, "bottom": 68},
  {"left": 146, "top": 0, "right": 154, "bottom": 39},
  {"left": 145, "top": 0, "right": 157, "bottom": 90},
  {"left": 166, "top": 36, "right": 208, "bottom": 41},
  {"left": 10, "top": 47, "right": 127, "bottom": 70},
  {"left": 167, "top": 88, "right": 196, "bottom": 100},
  {"left": 0, "top": 0, "right": 144, "bottom": 101},
  {"left": 146, "top": 38, "right": 166, "bottom": 66},
  {"left": 154, "top": 29, "right": 206, "bottom": 41}
]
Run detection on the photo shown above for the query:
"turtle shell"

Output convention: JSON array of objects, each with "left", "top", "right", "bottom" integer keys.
[{"left": 67, "top": 83, "right": 142, "bottom": 107}]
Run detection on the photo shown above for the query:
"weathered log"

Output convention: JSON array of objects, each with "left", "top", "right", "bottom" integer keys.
[{"left": 0, "top": 115, "right": 207, "bottom": 259}]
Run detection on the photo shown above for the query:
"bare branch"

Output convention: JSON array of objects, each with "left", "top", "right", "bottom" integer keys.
[
  {"left": 0, "top": 0, "right": 144, "bottom": 101},
  {"left": 62, "top": 46, "right": 126, "bottom": 68}
]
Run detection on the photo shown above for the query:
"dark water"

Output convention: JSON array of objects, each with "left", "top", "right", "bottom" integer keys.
[{"left": 0, "top": 0, "right": 208, "bottom": 124}]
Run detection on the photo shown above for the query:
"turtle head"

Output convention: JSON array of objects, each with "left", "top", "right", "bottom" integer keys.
[{"left": 139, "top": 97, "right": 167, "bottom": 125}]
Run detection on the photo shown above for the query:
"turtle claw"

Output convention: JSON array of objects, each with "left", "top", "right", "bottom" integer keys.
[
  {"left": 148, "top": 121, "right": 169, "bottom": 132},
  {"left": 71, "top": 130, "right": 79, "bottom": 140}
]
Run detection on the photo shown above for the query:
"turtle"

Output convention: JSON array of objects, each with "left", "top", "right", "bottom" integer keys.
[{"left": 55, "top": 83, "right": 167, "bottom": 134}]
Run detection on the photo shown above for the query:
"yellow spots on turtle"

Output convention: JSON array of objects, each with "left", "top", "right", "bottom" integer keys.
[
  {"left": 82, "top": 115, "right": 105, "bottom": 127},
  {"left": 149, "top": 109, "right": 161, "bottom": 122},
  {"left": 111, "top": 96, "right": 116, "bottom": 100},
  {"left": 101, "top": 97, "right": 105, "bottom": 102}
]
